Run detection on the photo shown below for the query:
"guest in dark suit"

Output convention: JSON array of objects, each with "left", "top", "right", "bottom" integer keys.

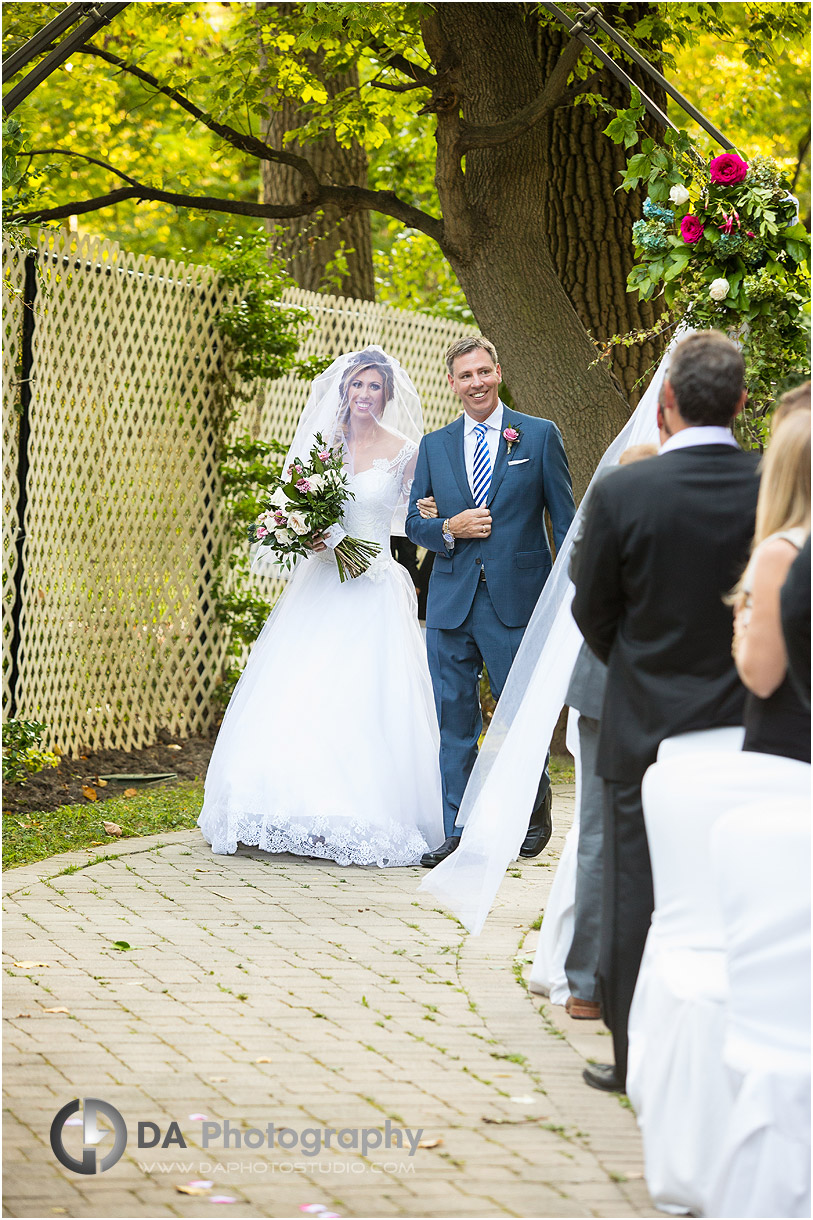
[
  {"left": 564, "top": 444, "right": 658, "bottom": 1020},
  {"left": 571, "top": 330, "right": 760, "bottom": 1092}
]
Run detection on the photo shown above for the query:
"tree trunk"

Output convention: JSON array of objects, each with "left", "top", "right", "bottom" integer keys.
[
  {"left": 530, "top": 9, "right": 668, "bottom": 403},
  {"left": 427, "top": 3, "right": 639, "bottom": 498},
  {"left": 258, "top": 4, "right": 375, "bottom": 301}
]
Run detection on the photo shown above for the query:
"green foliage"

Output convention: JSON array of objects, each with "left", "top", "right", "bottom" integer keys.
[
  {"left": 2, "top": 780, "right": 204, "bottom": 868},
  {"left": 605, "top": 100, "right": 810, "bottom": 446},
  {"left": 2, "top": 719, "right": 60, "bottom": 785},
  {"left": 208, "top": 228, "right": 316, "bottom": 705},
  {"left": 212, "top": 228, "right": 309, "bottom": 384},
  {"left": 213, "top": 432, "right": 285, "bottom": 707}
]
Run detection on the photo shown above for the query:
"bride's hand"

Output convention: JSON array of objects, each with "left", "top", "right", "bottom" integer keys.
[
  {"left": 418, "top": 496, "right": 439, "bottom": 519},
  {"left": 308, "top": 533, "right": 328, "bottom": 553}
]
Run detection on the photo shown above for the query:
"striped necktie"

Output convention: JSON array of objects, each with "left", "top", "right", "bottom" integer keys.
[{"left": 472, "top": 422, "right": 492, "bottom": 507}]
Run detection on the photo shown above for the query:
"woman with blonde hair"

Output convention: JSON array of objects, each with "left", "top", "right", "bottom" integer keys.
[{"left": 732, "top": 407, "right": 811, "bottom": 762}]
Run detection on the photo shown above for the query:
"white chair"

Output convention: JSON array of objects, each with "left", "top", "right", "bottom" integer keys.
[
  {"left": 706, "top": 799, "right": 811, "bottom": 1219},
  {"left": 629, "top": 748, "right": 810, "bottom": 1215}
]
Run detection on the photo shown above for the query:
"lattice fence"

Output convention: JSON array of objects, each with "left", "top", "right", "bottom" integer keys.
[{"left": 3, "top": 231, "right": 470, "bottom": 754}]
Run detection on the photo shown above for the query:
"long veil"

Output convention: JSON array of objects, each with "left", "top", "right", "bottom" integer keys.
[{"left": 419, "top": 337, "right": 682, "bottom": 933}]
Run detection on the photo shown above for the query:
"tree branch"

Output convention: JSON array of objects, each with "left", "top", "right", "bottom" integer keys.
[
  {"left": 28, "top": 148, "right": 143, "bottom": 187},
  {"left": 366, "top": 43, "right": 435, "bottom": 86},
  {"left": 73, "top": 43, "right": 321, "bottom": 200},
  {"left": 456, "top": 35, "right": 584, "bottom": 155},
  {"left": 8, "top": 181, "right": 444, "bottom": 245}
]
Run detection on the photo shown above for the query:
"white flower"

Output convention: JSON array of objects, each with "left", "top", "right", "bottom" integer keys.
[
  {"left": 306, "top": 472, "right": 325, "bottom": 492},
  {"left": 709, "top": 277, "right": 730, "bottom": 301},
  {"left": 275, "top": 527, "right": 294, "bottom": 544},
  {"left": 269, "top": 487, "right": 288, "bottom": 508},
  {"left": 669, "top": 184, "right": 690, "bottom": 206},
  {"left": 287, "top": 510, "right": 309, "bottom": 536}
]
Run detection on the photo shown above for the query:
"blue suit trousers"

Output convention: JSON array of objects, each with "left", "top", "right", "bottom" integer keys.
[{"left": 426, "top": 580, "right": 549, "bottom": 838}]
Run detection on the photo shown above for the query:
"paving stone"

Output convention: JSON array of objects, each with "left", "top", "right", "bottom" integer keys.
[{"left": 3, "top": 795, "right": 656, "bottom": 1217}]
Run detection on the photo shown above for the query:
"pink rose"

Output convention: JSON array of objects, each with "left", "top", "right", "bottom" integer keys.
[
  {"left": 503, "top": 427, "right": 519, "bottom": 442},
  {"left": 680, "top": 215, "right": 705, "bottom": 244},
  {"left": 709, "top": 153, "right": 748, "bottom": 186},
  {"left": 256, "top": 525, "right": 267, "bottom": 538},
  {"left": 295, "top": 478, "right": 312, "bottom": 494}
]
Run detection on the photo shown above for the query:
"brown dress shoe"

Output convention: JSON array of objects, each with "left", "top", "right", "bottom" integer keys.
[{"left": 565, "top": 996, "right": 602, "bottom": 1020}]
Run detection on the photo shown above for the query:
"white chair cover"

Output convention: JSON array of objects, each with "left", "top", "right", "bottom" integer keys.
[
  {"left": 528, "top": 709, "right": 579, "bottom": 1004},
  {"left": 628, "top": 745, "right": 809, "bottom": 1215},
  {"left": 706, "top": 798, "right": 811, "bottom": 1219}
]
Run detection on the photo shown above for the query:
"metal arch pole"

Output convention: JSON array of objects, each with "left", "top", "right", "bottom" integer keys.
[
  {"left": 3, "top": 2, "right": 131, "bottom": 115},
  {"left": 539, "top": 1, "right": 733, "bottom": 151},
  {"left": 571, "top": 1, "right": 733, "bottom": 150},
  {"left": 2, "top": 4, "right": 94, "bottom": 82},
  {"left": 540, "top": 1, "right": 676, "bottom": 134}
]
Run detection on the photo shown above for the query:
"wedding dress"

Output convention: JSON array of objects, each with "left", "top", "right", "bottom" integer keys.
[{"left": 198, "top": 350, "right": 444, "bottom": 867}]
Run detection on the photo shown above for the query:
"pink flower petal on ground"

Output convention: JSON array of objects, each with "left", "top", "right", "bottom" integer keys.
[
  {"left": 188, "top": 1113, "right": 209, "bottom": 1121},
  {"left": 209, "top": 1197, "right": 237, "bottom": 1204},
  {"left": 189, "top": 1180, "right": 214, "bottom": 1189},
  {"left": 63, "top": 1115, "right": 84, "bottom": 1127}
]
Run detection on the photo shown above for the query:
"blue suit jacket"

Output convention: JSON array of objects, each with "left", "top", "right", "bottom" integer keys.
[{"left": 406, "top": 405, "right": 575, "bottom": 630}]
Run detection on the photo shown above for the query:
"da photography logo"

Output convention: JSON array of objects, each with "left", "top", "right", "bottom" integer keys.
[{"left": 50, "top": 1099, "right": 128, "bottom": 1175}]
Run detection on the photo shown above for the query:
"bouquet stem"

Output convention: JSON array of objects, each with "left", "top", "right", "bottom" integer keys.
[{"left": 334, "top": 537, "right": 381, "bottom": 582}]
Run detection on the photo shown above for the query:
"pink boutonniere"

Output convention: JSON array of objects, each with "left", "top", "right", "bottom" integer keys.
[{"left": 503, "top": 425, "right": 521, "bottom": 456}]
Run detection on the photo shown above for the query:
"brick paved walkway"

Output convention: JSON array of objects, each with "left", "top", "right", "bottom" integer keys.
[{"left": 3, "top": 786, "right": 654, "bottom": 1218}]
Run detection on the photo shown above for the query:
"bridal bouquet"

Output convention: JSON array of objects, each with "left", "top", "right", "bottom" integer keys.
[{"left": 249, "top": 434, "right": 380, "bottom": 581}]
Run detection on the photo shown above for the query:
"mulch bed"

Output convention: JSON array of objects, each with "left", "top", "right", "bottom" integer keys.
[{"left": 3, "top": 728, "right": 218, "bottom": 818}]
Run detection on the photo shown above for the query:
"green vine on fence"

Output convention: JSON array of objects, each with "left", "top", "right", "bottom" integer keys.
[
  {"left": 209, "top": 228, "right": 331, "bottom": 709},
  {"left": 602, "top": 91, "right": 811, "bottom": 448}
]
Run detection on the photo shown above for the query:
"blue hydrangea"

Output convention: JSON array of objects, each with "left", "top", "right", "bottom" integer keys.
[
  {"left": 643, "top": 198, "right": 675, "bottom": 224},
  {"left": 716, "top": 232, "right": 745, "bottom": 257},
  {"left": 632, "top": 219, "right": 670, "bottom": 254}
]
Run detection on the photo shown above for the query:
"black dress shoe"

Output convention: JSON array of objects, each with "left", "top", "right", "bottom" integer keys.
[
  {"left": 420, "top": 836, "right": 460, "bottom": 868},
  {"left": 519, "top": 786, "right": 553, "bottom": 857},
  {"left": 582, "top": 1063, "right": 624, "bottom": 1093}
]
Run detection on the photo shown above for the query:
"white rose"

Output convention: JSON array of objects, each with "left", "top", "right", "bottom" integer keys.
[
  {"left": 669, "top": 184, "right": 690, "bottom": 206},
  {"left": 269, "top": 487, "right": 288, "bottom": 508},
  {"left": 709, "top": 277, "right": 730, "bottom": 301},
  {"left": 306, "top": 472, "right": 324, "bottom": 492},
  {"left": 286, "top": 510, "right": 309, "bottom": 536},
  {"left": 275, "top": 527, "right": 294, "bottom": 544}
]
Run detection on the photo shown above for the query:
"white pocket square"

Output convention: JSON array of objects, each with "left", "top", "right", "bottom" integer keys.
[{"left": 508, "top": 457, "right": 530, "bottom": 466}]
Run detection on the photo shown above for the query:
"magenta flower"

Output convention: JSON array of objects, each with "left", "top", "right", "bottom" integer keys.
[
  {"left": 256, "top": 525, "right": 267, "bottom": 538},
  {"left": 709, "top": 153, "right": 748, "bottom": 186},
  {"left": 746, "top": 230, "right": 755, "bottom": 239},
  {"left": 718, "top": 209, "right": 741, "bottom": 235},
  {"left": 295, "top": 478, "right": 312, "bottom": 494},
  {"left": 503, "top": 427, "right": 519, "bottom": 443},
  {"left": 680, "top": 215, "right": 705, "bottom": 244}
]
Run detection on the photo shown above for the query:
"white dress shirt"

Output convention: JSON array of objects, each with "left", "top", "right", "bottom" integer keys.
[
  {"left": 464, "top": 402, "right": 503, "bottom": 497},
  {"left": 659, "top": 425, "right": 739, "bottom": 455}
]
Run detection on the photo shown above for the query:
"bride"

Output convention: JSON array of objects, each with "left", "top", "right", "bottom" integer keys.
[{"left": 198, "top": 348, "right": 444, "bottom": 867}]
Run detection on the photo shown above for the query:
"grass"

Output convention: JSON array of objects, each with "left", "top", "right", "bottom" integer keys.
[
  {"left": 3, "top": 781, "right": 204, "bottom": 869},
  {"left": 549, "top": 753, "right": 575, "bottom": 783}
]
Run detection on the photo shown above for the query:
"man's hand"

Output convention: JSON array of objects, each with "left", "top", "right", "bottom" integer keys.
[
  {"left": 449, "top": 508, "right": 492, "bottom": 539},
  {"left": 418, "top": 496, "right": 439, "bottom": 519}
]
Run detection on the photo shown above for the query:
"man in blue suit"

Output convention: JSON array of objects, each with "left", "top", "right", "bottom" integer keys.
[{"left": 406, "top": 336, "right": 575, "bottom": 867}]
